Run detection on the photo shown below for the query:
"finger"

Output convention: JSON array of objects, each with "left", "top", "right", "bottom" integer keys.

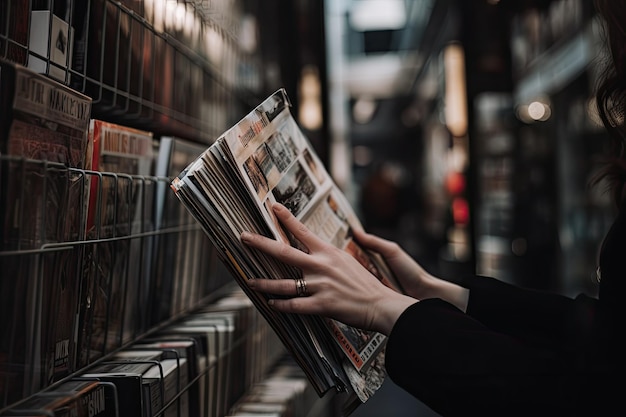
[
  {"left": 267, "top": 297, "right": 322, "bottom": 315},
  {"left": 241, "top": 231, "right": 314, "bottom": 269},
  {"left": 271, "top": 203, "right": 326, "bottom": 251},
  {"left": 247, "top": 278, "right": 303, "bottom": 297},
  {"left": 352, "top": 228, "right": 397, "bottom": 255}
]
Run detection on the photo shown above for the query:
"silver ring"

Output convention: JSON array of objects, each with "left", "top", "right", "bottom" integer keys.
[{"left": 295, "top": 278, "right": 308, "bottom": 297}]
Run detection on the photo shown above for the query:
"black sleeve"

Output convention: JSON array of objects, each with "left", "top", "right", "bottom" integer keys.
[
  {"left": 460, "top": 275, "right": 579, "bottom": 347},
  {"left": 384, "top": 299, "right": 585, "bottom": 417}
]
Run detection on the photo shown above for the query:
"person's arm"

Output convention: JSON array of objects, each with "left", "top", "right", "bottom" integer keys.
[
  {"left": 351, "top": 228, "right": 470, "bottom": 311},
  {"left": 461, "top": 275, "right": 580, "bottom": 344},
  {"left": 353, "top": 228, "right": 582, "bottom": 340},
  {"left": 385, "top": 299, "right": 583, "bottom": 417}
]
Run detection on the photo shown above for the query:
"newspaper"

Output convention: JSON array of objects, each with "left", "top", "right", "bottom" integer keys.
[{"left": 171, "top": 89, "right": 401, "bottom": 411}]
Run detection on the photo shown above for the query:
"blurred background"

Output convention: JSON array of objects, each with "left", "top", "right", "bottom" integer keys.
[
  {"left": 271, "top": 0, "right": 609, "bottom": 298},
  {"left": 0, "top": 0, "right": 611, "bottom": 416}
]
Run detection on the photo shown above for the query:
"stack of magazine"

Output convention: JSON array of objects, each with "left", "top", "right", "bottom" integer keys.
[{"left": 171, "top": 89, "right": 402, "bottom": 413}]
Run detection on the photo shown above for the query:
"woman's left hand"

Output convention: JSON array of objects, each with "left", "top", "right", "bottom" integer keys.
[{"left": 240, "top": 203, "right": 417, "bottom": 335}]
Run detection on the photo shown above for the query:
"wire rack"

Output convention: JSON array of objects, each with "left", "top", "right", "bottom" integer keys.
[
  {"left": 0, "top": 156, "right": 301, "bottom": 417},
  {"left": 0, "top": 156, "right": 229, "bottom": 408},
  {"left": 0, "top": 0, "right": 263, "bottom": 143},
  {"left": 0, "top": 0, "right": 297, "bottom": 415}
]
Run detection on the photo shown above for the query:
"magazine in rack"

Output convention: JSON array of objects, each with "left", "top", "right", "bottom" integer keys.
[{"left": 171, "top": 88, "right": 402, "bottom": 411}]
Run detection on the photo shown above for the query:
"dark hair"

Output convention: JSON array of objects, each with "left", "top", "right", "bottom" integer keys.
[{"left": 594, "top": 0, "right": 626, "bottom": 207}]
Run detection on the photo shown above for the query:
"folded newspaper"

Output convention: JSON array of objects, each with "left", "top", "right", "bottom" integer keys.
[{"left": 171, "top": 88, "right": 403, "bottom": 413}]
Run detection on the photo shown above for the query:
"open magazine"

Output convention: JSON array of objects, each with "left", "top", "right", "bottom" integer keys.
[{"left": 171, "top": 88, "right": 403, "bottom": 413}]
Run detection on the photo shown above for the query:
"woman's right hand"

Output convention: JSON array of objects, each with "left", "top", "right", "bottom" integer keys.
[{"left": 353, "top": 229, "right": 470, "bottom": 312}]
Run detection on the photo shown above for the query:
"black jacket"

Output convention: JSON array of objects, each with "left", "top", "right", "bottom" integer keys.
[{"left": 385, "top": 205, "right": 626, "bottom": 416}]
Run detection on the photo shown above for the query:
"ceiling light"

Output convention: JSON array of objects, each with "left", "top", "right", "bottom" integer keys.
[{"left": 349, "top": 0, "right": 407, "bottom": 31}]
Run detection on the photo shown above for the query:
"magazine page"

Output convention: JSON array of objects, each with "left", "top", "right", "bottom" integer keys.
[
  {"left": 220, "top": 89, "right": 396, "bottom": 369},
  {"left": 221, "top": 90, "right": 401, "bottom": 288},
  {"left": 171, "top": 88, "right": 397, "bottom": 406}
]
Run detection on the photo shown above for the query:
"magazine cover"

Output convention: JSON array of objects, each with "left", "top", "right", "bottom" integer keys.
[
  {"left": 0, "top": 59, "right": 92, "bottom": 402},
  {"left": 171, "top": 88, "right": 402, "bottom": 410},
  {"left": 152, "top": 136, "right": 218, "bottom": 324},
  {"left": 77, "top": 119, "right": 153, "bottom": 368}
]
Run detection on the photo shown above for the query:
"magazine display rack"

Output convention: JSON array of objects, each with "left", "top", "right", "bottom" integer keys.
[{"left": 0, "top": 1, "right": 335, "bottom": 416}]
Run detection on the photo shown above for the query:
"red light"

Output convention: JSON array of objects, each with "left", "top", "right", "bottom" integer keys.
[
  {"left": 445, "top": 171, "right": 466, "bottom": 195},
  {"left": 452, "top": 197, "right": 470, "bottom": 225}
]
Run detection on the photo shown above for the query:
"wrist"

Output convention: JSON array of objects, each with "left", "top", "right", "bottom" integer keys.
[
  {"left": 421, "top": 275, "right": 469, "bottom": 312},
  {"left": 373, "top": 291, "right": 418, "bottom": 336},
  {"left": 408, "top": 271, "right": 438, "bottom": 300}
]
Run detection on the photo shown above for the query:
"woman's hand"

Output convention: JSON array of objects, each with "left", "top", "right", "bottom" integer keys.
[
  {"left": 351, "top": 229, "right": 435, "bottom": 300},
  {"left": 353, "top": 229, "right": 470, "bottom": 312},
  {"left": 240, "top": 203, "right": 417, "bottom": 335}
]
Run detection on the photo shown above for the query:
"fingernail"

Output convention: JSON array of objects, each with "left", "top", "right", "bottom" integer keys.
[
  {"left": 272, "top": 203, "right": 283, "bottom": 212},
  {"left": 268, "top": 299, "right": 275, "bottom": 307},
  {"left": 241, "top": 231, "right": 251, "bottom": 241},
  {"left": 247, "top": 278, "right": 255, "bottom": 287}
]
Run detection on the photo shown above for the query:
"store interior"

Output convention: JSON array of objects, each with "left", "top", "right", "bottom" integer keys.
[{"left": 0, "top": 0, "right": 612, "bottom": 416}]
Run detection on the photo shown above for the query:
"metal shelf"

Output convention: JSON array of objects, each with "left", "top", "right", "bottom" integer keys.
[
  {"left": 0, "top": 1, "right": 278, "bottom": 414},
  {"left": 1, "top": 0, "right": 264, "bottom": 143}
]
